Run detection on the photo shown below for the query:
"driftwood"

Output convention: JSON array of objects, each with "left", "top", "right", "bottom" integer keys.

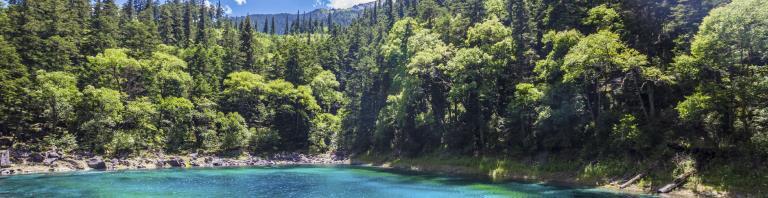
[
  {"left": 620, "top": 173, "right": 645, "bottom": 189},
  {"left": 657, "top": 171, "right": 695, "bottom": 193}
]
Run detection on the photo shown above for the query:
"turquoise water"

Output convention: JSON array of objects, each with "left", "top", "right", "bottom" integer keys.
[{"left": 0, "top": 165, "right": 649, "bottom": 197}]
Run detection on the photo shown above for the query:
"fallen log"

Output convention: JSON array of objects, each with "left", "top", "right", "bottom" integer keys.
[
  {"left": 620, "top": 173, "right": 645, "bottom": 189},
  {"left": 657, "top": 171, "right": 695, "bottom": 193}
]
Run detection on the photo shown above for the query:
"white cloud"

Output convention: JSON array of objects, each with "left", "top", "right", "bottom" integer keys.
[
  {"left": 234, "top": 0, "right": 246, "bottom": 5},
  {"left": 223, "top": 5, "right": 233, "bottom": 15},
  {"left": 327, "top": 0, "right": 375, "bottom": 9}
]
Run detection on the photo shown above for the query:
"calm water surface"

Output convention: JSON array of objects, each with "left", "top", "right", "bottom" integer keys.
[{"left": 0, "top": 165, "right": 650, "bottom": 197}]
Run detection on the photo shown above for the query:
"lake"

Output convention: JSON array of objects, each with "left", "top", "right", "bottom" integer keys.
[{"left": 0, "top": 165, "right": 650, "bottom": 197}]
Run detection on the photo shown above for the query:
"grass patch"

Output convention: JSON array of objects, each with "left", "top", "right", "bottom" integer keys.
[{"left": 355, "top": 153, "right": 768, "bottom": 195}]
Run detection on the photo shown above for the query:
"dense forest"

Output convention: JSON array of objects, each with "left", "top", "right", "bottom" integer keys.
[{"left": 1, "top": 0, "right": 767, "bottom": 192}]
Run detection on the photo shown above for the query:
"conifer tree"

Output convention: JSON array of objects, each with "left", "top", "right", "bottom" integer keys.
[
  {"left": 159, "top": 3, "right": 178, "bottom": 44},
  {"left": 88, "top": 0, "right": 120, "bottom": 55},
  {"left": 182, "top": 0, "right": 194, "bottom": 46},
  {"left": 196, "top": 0, "right": 208, "bottom": 44},
  {"left": 263, "top": 17, "right": 269, "bottom": 33},
  {"left": 270, "top": 17, "right": 276, "bottom": 35},
  {"left": 12, "top": 0, "right": 79, "bottom": 70},
  {"left": 239, "top": 16, "right": 255, "bottom": 71}
]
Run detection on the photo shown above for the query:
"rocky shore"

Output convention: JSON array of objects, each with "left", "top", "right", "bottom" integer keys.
[{"left": 0, "top": 149, "right": 349, "bottom": 176}]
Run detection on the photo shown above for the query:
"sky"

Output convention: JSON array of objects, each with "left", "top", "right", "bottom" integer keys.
[{"left": 113, "top": 0, "right": 376, "bottom": 16}]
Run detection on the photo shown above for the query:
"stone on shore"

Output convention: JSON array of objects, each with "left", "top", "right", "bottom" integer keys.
[
  {"left": 167, "top": 157, "right": 186, "bottom": 167},
  {"left": 87, "top": 157, "right": 108, "bottom": 170},
  {"left": 0, "top": 168, "right": 14, "bottom": 175},
  {"left": 30, "top": 152, "right": 45, "bottom": 163},
  {"left": 0, "top": 150, "right": 10, "bottom": 168}
]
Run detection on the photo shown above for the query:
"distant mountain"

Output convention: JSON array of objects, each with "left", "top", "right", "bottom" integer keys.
[{"left": 231, "top": 2, "right": 376, "bottom": 34}]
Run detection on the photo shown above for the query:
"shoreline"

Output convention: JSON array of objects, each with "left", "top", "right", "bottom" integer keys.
[
  {"left": 0, "top": 151, "right": 350, "bottom": 176},
  {"left": 349, "top": 156, "right": 730, "bottom": 198},
  {"left": 0, "top": 151, "right": 732, "bottom": 197}
]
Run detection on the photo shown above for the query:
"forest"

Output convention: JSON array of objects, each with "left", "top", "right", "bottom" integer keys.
[{"left": 0, "top": 0, "right": 766, "bottom": 193}]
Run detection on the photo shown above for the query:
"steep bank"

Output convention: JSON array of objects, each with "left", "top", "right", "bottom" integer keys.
[
  {"left": 351, "top": 154, "right": 755, "bottom": 197},
  {"left": 0, "top": 150, "right": 349, "bottom": 176}
]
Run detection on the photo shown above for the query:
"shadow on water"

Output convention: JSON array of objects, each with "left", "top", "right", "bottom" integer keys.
[
  {"left": 0, "top": 165, "right": 653, "bottom": 197},
  {"left": 338, "top": 165, "right": 653, "bottom": 198}
]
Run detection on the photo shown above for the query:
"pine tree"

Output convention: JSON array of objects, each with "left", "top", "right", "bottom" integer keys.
[
  {"left": 121, "top": 19, "right": 159, "bottom": 58},
  {"left": 87, "top": 0, "right": 120, "bottom": 55},
  {"left": 122, "top": 0, "right": 136, "bottom": 21},
  {"left": 138, "top": 0, "right": 155, "bottom": 23},
  {"left": 12, "top": 0, "right": 80, "bottom": 70},
  {"left": 171, "top": 0, "right": 184, "bottom": 46},
  {"left": 215, "top": 0, "right": 223, "bottom": 19},
  {"left": 284, "top": 16, "right": 291, "bottom": 34},
  {"left": 327, "top": 12, "right": 334, "bottom": 33},
  {"left": 239, "top": 16, "right": 255, "bottom": 71},
  {"left": 0, "top": 34, "right": 31, "bottom": 139},
  {"left": 270, "top": 17, "right": 276, "bottom": 35},
  {"left": 263, "top": 17, "right": 269, "bottom": 33},
  {"left": 308, "top": 14, "right": 314, "bottom": 33},
  {"left": 385, "top": 0, "right": 394, "bottom": 28},
  {"left": 69, "top": 0, "right": 91, "bottom": 42},
  {"left": 182, "top": 0, "right": 193, "bottom": 46},
  {"left": 159, "top": 2, "right": 178, "bottom": 44},
  {"left": 196, "top": 0, "right": 208, "bottom": 44},
  {"left": 222, "top": 23, "right": 243, "bottom": 74}
]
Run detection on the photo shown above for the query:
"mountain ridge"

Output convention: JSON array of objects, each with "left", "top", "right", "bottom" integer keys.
[{"left": 230, "top": 2, "right": 376, "bottom": 34}]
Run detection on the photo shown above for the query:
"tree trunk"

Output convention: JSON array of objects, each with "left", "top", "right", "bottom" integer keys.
[
  {"left": 620, "top": 173, "right": 645, "bottom": 189},
  {"left": 657, "top": 171, "right": 695, "bottom": 193}
]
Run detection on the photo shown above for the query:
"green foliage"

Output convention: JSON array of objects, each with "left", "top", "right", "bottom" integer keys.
[
  {"left": 217, "top": 112, "right": 251, "bottom": 151},
  {"left": 611, "top": 114, "right": 641, "bottom": 150},
  {"left": 123, "top": 98, "right": 162, "bottom": 151},
  {"left": 562, "top": 30, "right": 648, "bottom": 83},
  {"left": 676, "top": 92, "right": 712, "bottom": 121},
  {"left": 33, "top": 71, "right": 82, "bottom": 135},
  {"left": 121, "top": 19, "right": 160, "bottom": 58},
  {"left": 483, "top": 0, "right": 508, "bottom": 20},
  {"left": 2, "top": 1, "right": 768, "bottom": 193},
  {"left": 159, "top": 97, "right": 195, "bottom": 152},
  {"left": 42, "top": 131, "right": 78, "bottom": 153},
  {"left": 310, "top": 71, "right": 345, "bottom": 111},
  {"left": 583, "top": 5, "right": 624, "bottom": 32},
  {"left": 514, "top": 83, "right": 543, "bottom": 105},
  {"left": 535, "top": 30, "right": 583, "bottom": 81},
  {"left": 77, "top": 86, "right": 124, "bottom": 154},
  {"left": 310, "top": 113, "right": 341, "bottom": 153},
  {"left": 85, "top": 49, "right": 143, "bottom": 91}
]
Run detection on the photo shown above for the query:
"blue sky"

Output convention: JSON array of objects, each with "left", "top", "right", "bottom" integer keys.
[{"left": 114, "top": 0, "right": 375, "bottom": 16}]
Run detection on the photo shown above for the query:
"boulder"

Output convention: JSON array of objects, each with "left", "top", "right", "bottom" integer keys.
[
  {"left": 46, "top": 151, "right": 61, "bottom": 159},
  {"left": 29, "top": 152, "right": 45, "bottom": 163},
  {"left": 60, "top": 158, "right": 87, "bottom": 170},
  {"left": 212, "top": 159, "right": 224, "bottom": 167},
  {"left": 87, "top": 157, "right": 107, "bottom": 170},
  {"left": 0, "top": 150, "right": 10, "bottom": 168},
  {"left": 43, "top": 158, "right": 58, "bottom": 166},
  {"left": 166, "top": 157, "right": 186, "bottom": 167},
  {"left": 0, "top": 137, "right": 12, "bottom": 149},
  {"left": 0, "top": 168, "right": 13, "bottom": 175}
]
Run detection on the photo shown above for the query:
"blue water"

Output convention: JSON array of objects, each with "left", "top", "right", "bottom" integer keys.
[{"left": 0, "top": 165, "right": 649, "bottom": 197}]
